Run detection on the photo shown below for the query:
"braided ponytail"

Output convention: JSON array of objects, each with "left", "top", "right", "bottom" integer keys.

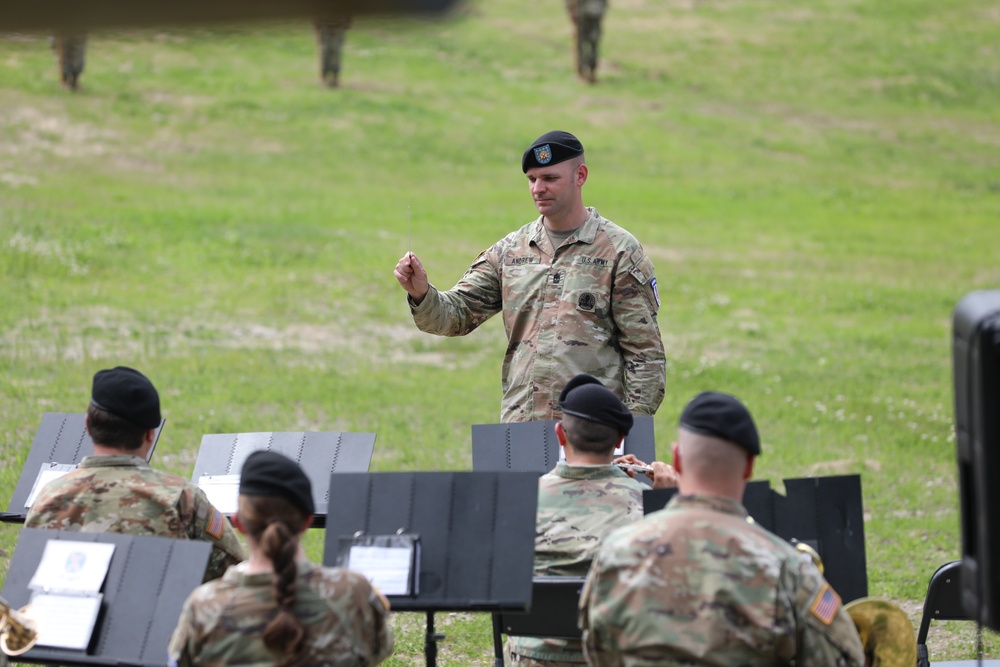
[{"left": 238, "top": 495, "right": 308, "bottom": 658}]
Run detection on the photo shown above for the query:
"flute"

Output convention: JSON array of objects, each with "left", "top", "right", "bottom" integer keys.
[{"left": 615, "top": 462, "right": 652, "bottom": 474}]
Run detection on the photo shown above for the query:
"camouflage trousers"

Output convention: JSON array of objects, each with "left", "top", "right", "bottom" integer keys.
[
  {"left": 53, "top": 31, "right": 87, "bottom": 90},
  {"left": 315, "top": 17, "right": 352, "bottom": 87},
  {"left": 506, "top": 647, "right": 584, "bottom": 667},
  {"left": 566, "top": 0, "right": 606, "bottom": 82}
]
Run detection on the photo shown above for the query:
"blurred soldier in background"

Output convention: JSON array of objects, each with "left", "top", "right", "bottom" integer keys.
[
  {"left": 315, "top": 16, "right": 352, "bottom": 87},
  {"left": 52, "top": 30, "right": 87, "bottom": 90},
  {"left": 565, "top": 0, "right": 606, "bottom": 83}
]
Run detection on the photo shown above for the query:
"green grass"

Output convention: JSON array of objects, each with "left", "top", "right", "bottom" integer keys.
[{"left": 1, "top": 0, "right": 999, "bottom": 661}]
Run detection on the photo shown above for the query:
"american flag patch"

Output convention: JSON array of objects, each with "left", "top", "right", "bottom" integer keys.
[
  {"left": 205, "top": 507, "right": 225, "bottom": 540},
  {"left": 810, "top": 584, "right": 841, "bottom": 625}
]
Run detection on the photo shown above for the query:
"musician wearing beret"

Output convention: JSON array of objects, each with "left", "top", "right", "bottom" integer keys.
[
  {"left": 169, "top": 451, "right": 394, "bottom": 666},
  {"left": 506, "top": 374, "right": 676, "bottom": 667},
  {"left": 394, "top": 131, "right": 666, "bottom": 423},
  {"left": 579, "top": 392, "right": 866, "bottom": 666},
  {"left": 25, "top": 366, "right": 246, "bottom": 581}
]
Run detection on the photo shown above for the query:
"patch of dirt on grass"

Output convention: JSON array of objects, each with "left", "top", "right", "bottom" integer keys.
[
  {"left": 0, "top": 106, "right": 118, "bottom": 159},
  {"left": 0, "top": 306, "right": 494, "bottom": 371}
]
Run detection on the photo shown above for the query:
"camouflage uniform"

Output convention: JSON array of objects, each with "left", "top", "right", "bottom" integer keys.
[
  {"left": 411, "top": 207, "right": 665, "bottom": 422},
  {"left": 579, "top": 494, "right": 866, "bottom": 667},
  {"left": 315, "top": 16, "right": 352, "bottom": 87},
  {"left": 168, "top": 560, "right": 394, "bottom": 666},
  {"left": 52, "top": 31, "right": 87, "bottom": 90},
  {"left": 506, "top": 463, "right": 645, "bottom": 666},
  {"left": 25, "top": 454, "right": 246, "bottom": 581},
  {"left": 566, "top": 0, "right": 607, "bottom": 83}
]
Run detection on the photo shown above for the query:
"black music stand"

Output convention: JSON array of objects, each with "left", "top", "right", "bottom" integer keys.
[
  {"left": 191, "top": 430, "right": 376, "bottom": 528},
  {"left": 1, "top": 528, "right": 210, "bottom": 667},
  {"left": 323, "top": 471, "right": 539, "bottom": 667},
  {"left": 491, "top": 577, "right": 586, "bottom": 667},
  {"left": 2, "top": 412, "right": 165, "bottom": 524},
  {"left": 643, "top": 474, "right": 868, "bottom": 602},
  {"left": 471, "top": 416, "right": 657, "bottom": 485}
]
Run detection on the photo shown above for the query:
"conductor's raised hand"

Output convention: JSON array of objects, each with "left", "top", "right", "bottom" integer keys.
[{"left": 394, "top": 252, "right": 430, "bottom": 304}]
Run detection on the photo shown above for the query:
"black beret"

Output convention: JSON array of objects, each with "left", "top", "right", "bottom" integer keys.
[
  {"left": 90, "top": 366, "right": 161, "bottom": 429},
  {"left": 558, "top": 374, "right": 633, "bottom": 435},
  {"left": 679, "top": 391, "right": 760, "bottom": 455},
  {"left": 522, "top": 130, "right": 585, "bottom": 173},
  {"left": 239, "top": 451, "right": 315, "bottom": 516}
]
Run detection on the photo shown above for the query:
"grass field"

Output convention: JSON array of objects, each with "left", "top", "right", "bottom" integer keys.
[{"left": 1, "top": 0, "right": 999, "bottom": 662}]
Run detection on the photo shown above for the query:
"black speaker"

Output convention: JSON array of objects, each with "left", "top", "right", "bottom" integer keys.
[{"left": 953, "top": 290, "right": 1000, "bottom": 631}]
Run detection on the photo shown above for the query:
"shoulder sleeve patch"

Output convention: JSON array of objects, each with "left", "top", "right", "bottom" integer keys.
[
  {"left": 205, "top": 507, "right": 225, "bottom": 540},
  {"left": 627, "top": 254, "right": 655, "bottom": 286},
  {"left": 809, "top": 583, "right": 842, "bottom": 625}
]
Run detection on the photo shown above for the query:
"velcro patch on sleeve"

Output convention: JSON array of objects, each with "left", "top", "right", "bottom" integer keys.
[
  {"left": 809, "top": 584, "right": 841, "bottom": 625},
  {"left": 205, "top": 507, "right": 225, "bottom": 540}
]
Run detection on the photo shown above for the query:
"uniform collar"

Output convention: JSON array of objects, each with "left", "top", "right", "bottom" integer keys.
[
  {"left": 666, "top": 493, "right": 749, "bottom": 519},
  {"left": 79, "top": 454, "right": 150, "bottom": 469},
  {"left": 551, "top": 461, "right": 628, "bottom": 480},
  {"left": 530, "top": 207, "right": 600, "bottom": 252}
]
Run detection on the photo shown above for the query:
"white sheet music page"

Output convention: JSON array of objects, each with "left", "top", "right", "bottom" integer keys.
[
  {"left": 29, "top": 540, "right": 115, "bottom": 594},
  {"left": 348, "top": 545, "right": 414, "bottom": 595},
  {"left": 28, "top": 540, "right": 116, "bottom": 650},
  {"left": 31, "top": 593, "right": 103, "bottom": 649},
  {"left": 24, "top": 463, "right": 76, "bottom": 509},
  {"left": 198, "top": 474, "right": 241, "bottom": 515}
]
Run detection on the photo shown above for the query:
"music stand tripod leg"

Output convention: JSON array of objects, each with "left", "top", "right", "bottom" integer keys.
[{"left": 425, "top": 611, "right": 446, "bottom": 667}]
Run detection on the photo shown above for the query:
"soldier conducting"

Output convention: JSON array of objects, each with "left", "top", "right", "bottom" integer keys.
[
  {"left": 579, "top": 391, "right": 866, "bottom": 666},
  {"left": 168, "top": 451, "right": 394, "bottom": 666},
  {"left": 507, "top": 374, "right": 675, "bottom": 667},
  {"left": 25, "top": 366, "right": 246, "bottom": 581},
  {"left": 394, "top": 131, "right": 666, "bottom": 423}
]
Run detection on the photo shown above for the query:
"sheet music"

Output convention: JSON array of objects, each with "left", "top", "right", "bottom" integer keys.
[
  {"left": 348, "top": 544, "right": 415, "bottom": 596},
  {"left": 198, "top": 474, "right": 241, "bottom": 515},
  {"left": 24, "top": 463, "right": 76, "bottom": 508},
  {"left": 30, "top": 593, "right": 103, "bottom": 650},
  {"left": 29, "top": 540, "right": 115, "bottom": 594}
]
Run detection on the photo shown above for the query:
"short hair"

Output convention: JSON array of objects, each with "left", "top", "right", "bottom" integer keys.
[
  {"left": 561, "top": 413, "right": 620, "bottom": 455},
  {"left": 86, "top": 403, "right": 147, "bottom": 450}
]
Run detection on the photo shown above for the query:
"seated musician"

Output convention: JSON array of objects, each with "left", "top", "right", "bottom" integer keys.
[
  {"left": 168, "top": 451, "right": 394, "bottom": 666},
  {"left": 505, "top": 374, "right": 676, "bottom": 667},
  {"left": 579, "top": 391, "right": 866, "bottom": 666}
]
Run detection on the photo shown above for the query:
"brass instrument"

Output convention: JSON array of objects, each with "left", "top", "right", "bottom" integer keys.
[
  {"left": 791, "top": 541, "right": 916, "bottom": 667},
  {"left": 845, "top": 598, "right": 917, "bottom": 667},
  {"left": 0, "top": 596, "right": 37, "bottom": 657}
]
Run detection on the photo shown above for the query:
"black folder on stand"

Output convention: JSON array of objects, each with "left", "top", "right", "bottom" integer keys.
[
  {"left": 323, "top": 471, "right": 539, "bottom": 667},
  {"left": 1, "top": 528, "right": 210, "bottom": 667},
  {"left": 2, "top": 413, "right": 164, "bottom": 524}
]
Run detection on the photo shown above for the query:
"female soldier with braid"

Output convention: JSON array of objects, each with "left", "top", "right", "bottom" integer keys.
[{"left": 168, "top": 451, "right": 394, "bottom": 666}]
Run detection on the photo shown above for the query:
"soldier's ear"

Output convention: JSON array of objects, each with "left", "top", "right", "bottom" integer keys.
[
  {"left": 231, "top": 512, "right": 246, "bottom": 535},
  {"left": 554, "top": 421, "right": 568, "bottom": 447},
  {"left": 671, "top": 441, "right": 682, "bottom": 475}
]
